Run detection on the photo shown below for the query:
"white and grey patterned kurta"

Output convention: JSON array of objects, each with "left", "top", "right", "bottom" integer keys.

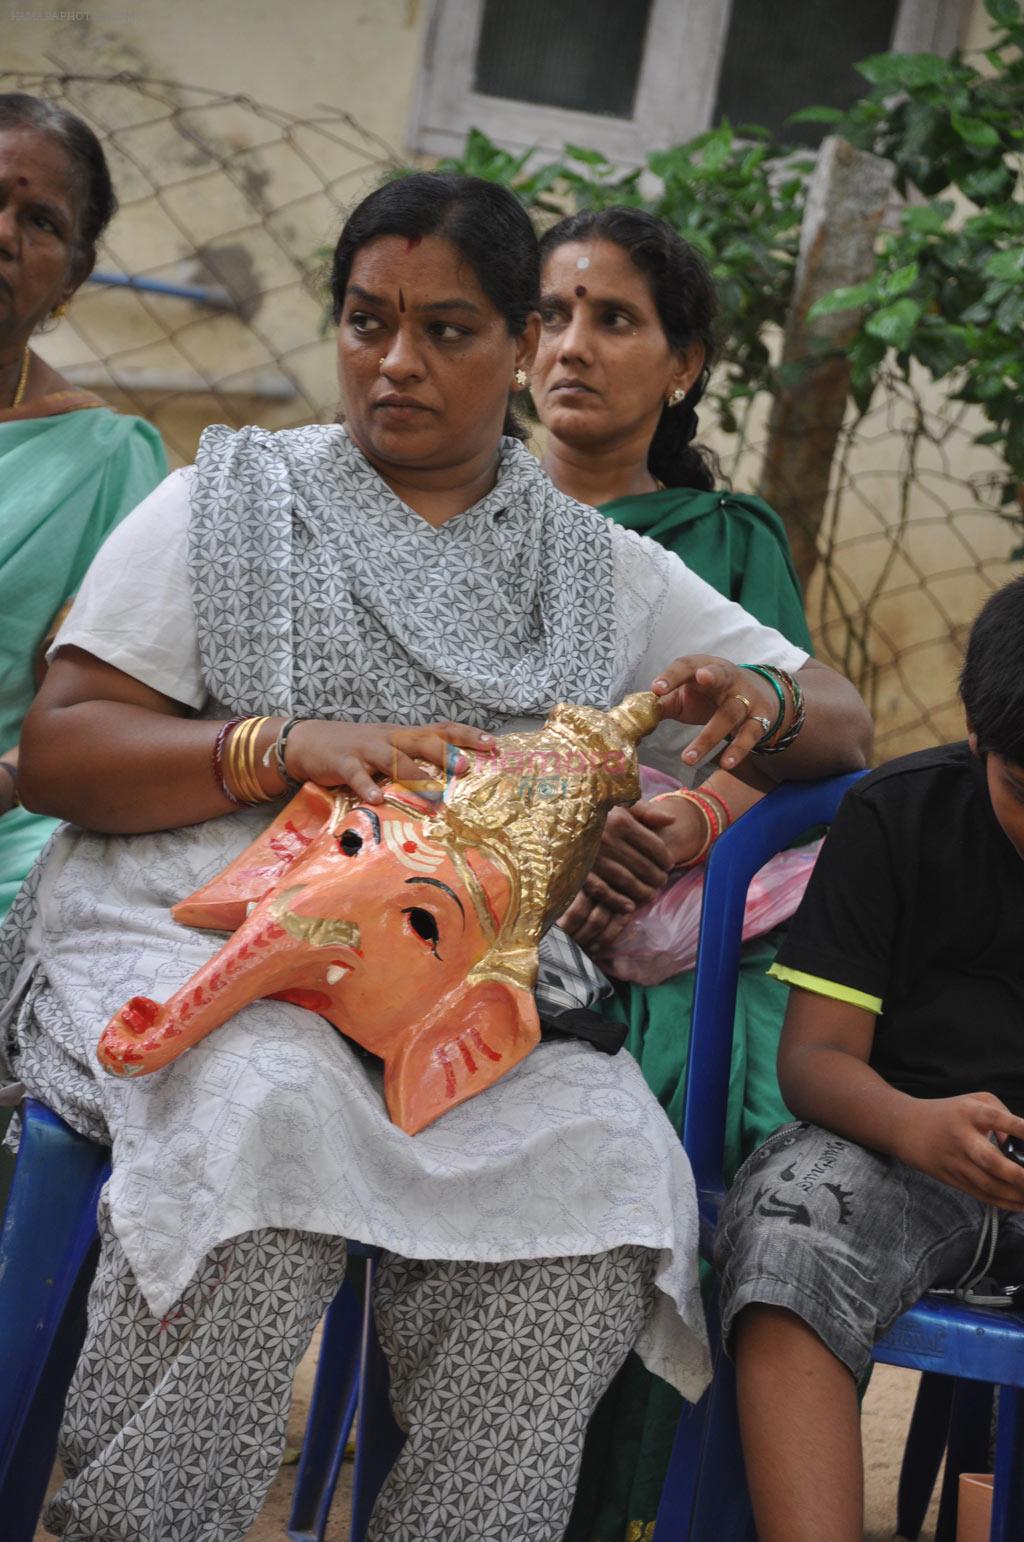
[{"left": 0, "top": 426, "right": 806, "bottom": 1404}]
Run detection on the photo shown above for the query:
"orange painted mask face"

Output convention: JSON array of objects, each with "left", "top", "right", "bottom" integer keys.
[
  {"left": 97, "top": 784, "right": 526, "bottom": 1134},
  {"left": 98, "top": 693, "right": 662, "bottom": 1133}
]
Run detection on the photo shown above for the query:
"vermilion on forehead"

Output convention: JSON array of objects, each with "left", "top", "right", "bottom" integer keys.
[{"left": 543, "top": 241, "right": 652, "bottom": 298}]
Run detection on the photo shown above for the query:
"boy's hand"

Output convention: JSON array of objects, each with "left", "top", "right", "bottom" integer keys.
[{"left": 895, "top": 1093, "right": 1024, "bottom": 1211}]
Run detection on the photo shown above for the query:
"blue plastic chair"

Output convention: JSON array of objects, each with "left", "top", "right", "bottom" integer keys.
[
  {"left": 652, "top": 772, "right": 1024, "bottom": 1542},
  {"left": 0, "top": 1098, "right": 110, "bottom": 1542},
  {"left": 0, "top": 1097, "right": 402, "bottom": 1542},
  {"left": 287, "top": 1245, "right": 404, "bottom": 1541}
]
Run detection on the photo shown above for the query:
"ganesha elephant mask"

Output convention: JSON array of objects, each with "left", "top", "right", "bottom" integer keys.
[{"left": 97, "top": 693, "right": 660, "bottom": 1133}]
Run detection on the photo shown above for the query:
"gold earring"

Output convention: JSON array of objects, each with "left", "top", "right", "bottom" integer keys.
[
  {"left": 52, "top": 303, "right": 68, "bottom": 320},
  {"left": 514, "top": 368, "right": 528, "bottom": 388},
  {"left": 667, "top": 386, "right": 687, "bottom": 408}
]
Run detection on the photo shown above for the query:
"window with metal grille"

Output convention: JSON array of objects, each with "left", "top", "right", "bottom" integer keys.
[
  {"left": 408, "top": 0, "right": 969, "bottom": 166},
  {"left": 473, "top": 0, "right": 654, "bottom": 120},
  {"left": 714, "top": 0, "right": 900, "bottom": 146}
]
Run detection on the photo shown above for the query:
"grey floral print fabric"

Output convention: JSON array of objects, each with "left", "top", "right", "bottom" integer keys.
[
  {"left": 47, "top": 1192, "right": 347, "bottom": 1542},
  {"left": 47, "top": 1190, "right": 652, "bottom": 1542},
  {"left": 369, "top": 1245, "right": 656, "bottom": 1541},
  {"left": 188, "top": 426, "right": 619, "bottom": 726}
]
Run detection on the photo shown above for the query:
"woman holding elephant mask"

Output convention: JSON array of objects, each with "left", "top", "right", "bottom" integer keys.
[{"left": 6, "top": 173, "right": 870, "bottom": 1542}]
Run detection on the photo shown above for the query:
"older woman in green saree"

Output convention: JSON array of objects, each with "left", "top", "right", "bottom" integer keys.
[
  {"left": 0, "top": 93, "right": 167, "bottom": 917},
  {"left": 531, "top": 207, "right": 816, "bottom": 1542}
]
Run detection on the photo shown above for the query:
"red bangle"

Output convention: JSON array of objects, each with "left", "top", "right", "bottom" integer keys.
[
  {"left": 686, "top": 789, "right": 723, "bottom": 845},
  {"left": 213, "top": 719, "right": 242, "bottom": 807},
  {"left": 653, "top": 787, "right": 723, "bottom": 868},
  {"left": 699, "top": 784, "right": 733, "bottom": 829}
]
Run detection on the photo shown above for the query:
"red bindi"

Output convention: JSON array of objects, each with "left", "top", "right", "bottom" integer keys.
[
  {"left": 406, "top": 236, "right": 420, "bottom": 251},
  {"left": 398, "top": 288, "right": 406, "bottom": 313},
  {"left": 16, "top": 175, "right": 28, "bottom": 187},
  {"left": 575, "top": 285, "right": 587, "bottom": 298}
]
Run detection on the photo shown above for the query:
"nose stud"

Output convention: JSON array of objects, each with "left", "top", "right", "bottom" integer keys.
[{"left": 379, "top": 357, "right": 387, "bottom": 371}]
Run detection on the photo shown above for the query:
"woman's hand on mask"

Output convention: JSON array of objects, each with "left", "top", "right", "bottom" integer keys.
[
  {"left": 285, "top": 719, "right": 497, "bottom": 804},
  {"left": 651, "top": 656, "right": 778, "bottom": 774}
]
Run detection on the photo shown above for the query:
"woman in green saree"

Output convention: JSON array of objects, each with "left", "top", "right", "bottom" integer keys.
[
  {"left": 531, "top": 208, "right": 813, "bottom": 1542},
  {"left": 0, "top": 93, "right": 167, "bottom": 918}
]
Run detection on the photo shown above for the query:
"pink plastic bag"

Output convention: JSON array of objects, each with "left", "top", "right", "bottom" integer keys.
[{"left": 603, "top": 768, "right": 822, "bottom": 986}]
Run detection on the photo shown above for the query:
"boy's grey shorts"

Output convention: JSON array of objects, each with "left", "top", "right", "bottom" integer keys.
[{"left": 715, "top": 1121, "right": 1024, "bottom": 1380}]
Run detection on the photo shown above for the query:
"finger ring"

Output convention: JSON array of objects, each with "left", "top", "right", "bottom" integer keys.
[
  {"left": 751, "top": 714, "right": 773, "bottom": 741},
  {"left": 730, "top": 693, "right": 752, "bottom": 716}
]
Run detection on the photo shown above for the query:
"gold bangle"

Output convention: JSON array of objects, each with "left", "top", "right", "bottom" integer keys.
[
  {"left": 223, "top": 720, "right": 252, "bottom": 804},
  {"left": 244, "top": 716, "right": 266, "bottom": 802},
  {"left": 242, "top": 719, "right": 271, "bottom": 803},
  {"left": 225, "top": 717, "right": 274, "bottom": 805}
]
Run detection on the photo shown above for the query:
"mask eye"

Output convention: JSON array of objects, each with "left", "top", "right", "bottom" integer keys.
[
  {"left": 339, "top": 829, "right": 363, "bottom": 857},
  {"left": 402, "top": 906, "right": 441, "bottom": 957}
]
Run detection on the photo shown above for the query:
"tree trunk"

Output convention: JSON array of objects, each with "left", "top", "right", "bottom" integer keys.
[{"left": 758, "top": 136, "right": 896, "bottom": 588}]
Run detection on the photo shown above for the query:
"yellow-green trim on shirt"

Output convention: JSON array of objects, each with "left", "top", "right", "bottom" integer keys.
[{"left": 767, "top": 964, "right": 883, "bottom": 1015}]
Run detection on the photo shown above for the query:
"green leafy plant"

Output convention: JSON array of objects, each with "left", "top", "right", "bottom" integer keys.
[{"left": 804, "top": 0, "right": 1024, "bottom": 533}]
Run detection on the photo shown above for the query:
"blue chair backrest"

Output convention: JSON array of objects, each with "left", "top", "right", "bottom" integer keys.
[{"left": 681, "top": 773, "right": 867, "bottom": 1249}]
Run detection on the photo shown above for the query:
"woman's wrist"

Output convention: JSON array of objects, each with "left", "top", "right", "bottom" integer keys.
[
  {"left": 740, "top": 664, "right": 805, "bottom": 755},
  {"left": 214, "top": 716, "right": 292, "bottom": 806},
  {"left": 651, "top": 786, "right": 731, "bottom": 869}
]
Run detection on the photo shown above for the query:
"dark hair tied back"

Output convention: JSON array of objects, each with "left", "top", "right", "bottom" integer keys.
[
  {"left": 330, "top": 173, "right": 540, "bottom": 440},
  {"left": 539, "top": 207, "right": 718, "bottom": 490},
  {"left": 0, "top": 93, "right": 117, "bottom": 267}
]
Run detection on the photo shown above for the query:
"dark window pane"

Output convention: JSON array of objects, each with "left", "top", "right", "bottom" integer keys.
[
  {"left": 474, "top": 0, "right": 654, "bottom": 119},
  {"left": 714, "top": 0, "right": 899, "bottom": 146}
]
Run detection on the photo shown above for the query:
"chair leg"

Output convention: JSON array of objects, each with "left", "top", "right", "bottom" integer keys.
[
  {"left": 0, "top": 1099, "right": 109, "bottom": 1487},
  {"left": 687, "top": 1347, "right": 757, "bottom": 1542},
  {"left": 990, "top": 1385, "right": 1024, "bottom": 1542},
  {"left": 654, "top": 1292, "right": 756, "bottom": 1542},
  {"left": 897, "top": 1372, "right": 955, "bottom": 1540},
  {"left": 349, "top": 1253, "right": 405, "bottom": 1542},
  {"left": 288, "top": 1272, "right": 366, "bottom": 1542},
  {"left": 0, "top": 1239, "right": 98, "bottom": 1542},
  {"left": 934, "top": 1380, "right": 994, "bottom": 1542}
]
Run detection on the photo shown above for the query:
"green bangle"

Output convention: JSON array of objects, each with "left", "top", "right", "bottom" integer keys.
[{"left": 740, "top": 664, "right": 786, "bottom": 741}]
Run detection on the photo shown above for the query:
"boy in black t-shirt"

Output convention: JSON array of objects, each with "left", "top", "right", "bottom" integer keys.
[{"left": 716, "top": 576, "right": 1024, "bottom": 1542}]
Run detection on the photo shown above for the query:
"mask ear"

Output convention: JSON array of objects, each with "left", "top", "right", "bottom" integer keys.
[
  {"left": 173, "top": 782, "right": 340, "bottom": 931},
  {"left": 384, "top": 974, "right": 541, "bottom": 1135}
]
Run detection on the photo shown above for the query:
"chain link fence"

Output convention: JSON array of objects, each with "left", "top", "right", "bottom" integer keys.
[
  {"left": 7, "top": 70, "right": 1021, "bottom": 758},
  {"left": 804, "top": 372, "right": 1019, "bottom": 758},
  {"left": 3, "top": 69, "right": 400, "bottom": 462}
]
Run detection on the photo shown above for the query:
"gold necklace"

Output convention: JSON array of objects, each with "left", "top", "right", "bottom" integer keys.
[{"left": 10, "top": 347, "right": 30, "bottom": 409}]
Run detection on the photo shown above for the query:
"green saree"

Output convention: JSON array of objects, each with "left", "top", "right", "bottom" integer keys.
[
  {"left": 567, "top": 487, "right": 812, "bottom": 1542},
  {"left": 0, "top": 399, "right": 167, "bottom": 918}
]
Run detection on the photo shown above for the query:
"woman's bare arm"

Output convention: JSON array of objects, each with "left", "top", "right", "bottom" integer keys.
[
  {"left": 19, "top": 646, "right": 496, "bottom": 835},
  {"left": 20, "top": 647, "right": 242, "bottom": 833}
]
